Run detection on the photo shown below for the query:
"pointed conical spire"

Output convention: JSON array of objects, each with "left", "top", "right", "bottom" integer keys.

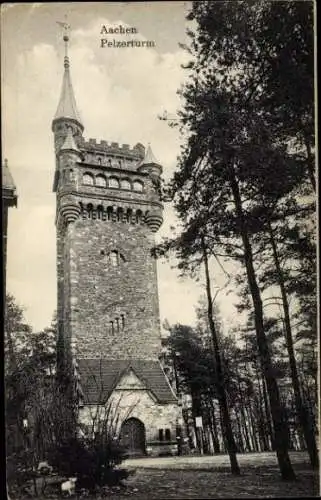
[
  {"left": 137, "top": 143, "right": 163, "bottom": 176},
  {"left": 54, "top": 30, "right": 83, "bottom": 126},
  {"left": 61, "top": 126, "right": 79, "bottom": 152},
  {"left": 2, "top": 159, "right": 17, "bottom": 206},
  {"left": 141, "top": 143, "right": 161, "bottom": 166},
  {"left": 2, "top": 159, "right": 16, "bottom": 191}
]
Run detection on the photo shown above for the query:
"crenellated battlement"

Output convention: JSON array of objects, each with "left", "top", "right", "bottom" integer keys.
[{"left": 79, "top": 138, "right": 145, "bottom": 159}]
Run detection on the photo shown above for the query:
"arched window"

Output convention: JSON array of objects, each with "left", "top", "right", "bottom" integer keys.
[
  {"left": 117, "top": 207, "right": 124, "bottom": 222},
  {"left": 120, "top": 179, "right": 131, "bottom": 190},
  {"left": 83, "top": 173, "right": 94, "bottom": 185},
  {"left": 96, "top": 175, "right": 107, "bottom": 187},
  {"left": 126, "top": 208, "right": 133, "bottom": 223},
  {"left": 97, "top": 205, "right": 104, "bottom": 220},
  {"left": 136, "top": 209, "right": 143, "bottom": 223},
  {"left": 109, "top": 177, "right": 119, "bottom": 189},
  {"left": 133, "top": 180, "right": 144, "bottom": 192}
]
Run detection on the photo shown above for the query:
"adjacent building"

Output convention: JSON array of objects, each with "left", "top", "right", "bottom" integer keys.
[{"left": 2, "top": 159, "right": 17, "bottom": 294}]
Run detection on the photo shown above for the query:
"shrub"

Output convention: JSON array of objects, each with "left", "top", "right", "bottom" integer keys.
[
  {"left": 48, "top": 433, "right": 128, "bottom": 493},
  {"left": 7, "top": 448, "right": 38, "bottom": 497}
]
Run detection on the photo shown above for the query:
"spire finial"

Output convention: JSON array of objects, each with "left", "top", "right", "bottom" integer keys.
[
  {"left": 53, "top": 17, "right": 83, "bottom": 129},
  {"left": 57, "top": 17, "right": 71, "bottom": 68}
]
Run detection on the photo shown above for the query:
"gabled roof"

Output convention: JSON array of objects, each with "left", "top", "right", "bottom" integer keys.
[{"left": 77, "top": 358, "right": 177, "bottom": 405}]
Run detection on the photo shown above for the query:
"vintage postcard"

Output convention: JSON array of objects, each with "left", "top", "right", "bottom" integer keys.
[{"left": 2, "top": 2, "right": 318, "bottom": 498}]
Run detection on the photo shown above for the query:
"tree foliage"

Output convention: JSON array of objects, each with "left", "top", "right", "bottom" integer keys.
[{"left": 158, "top": 0, "right": 316, "bottom": 478}]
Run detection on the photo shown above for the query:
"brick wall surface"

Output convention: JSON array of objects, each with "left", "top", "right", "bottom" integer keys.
[{"left": 68, "top": 218, "right": 162, "bottom": 359}]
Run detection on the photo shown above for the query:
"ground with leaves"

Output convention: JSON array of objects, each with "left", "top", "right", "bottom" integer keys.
[
  {"left": 15, "top": 451, "right": 318, "bottom": 499},
  {"left": 119, "top": 452, "right": 318, "bottom": 499}
]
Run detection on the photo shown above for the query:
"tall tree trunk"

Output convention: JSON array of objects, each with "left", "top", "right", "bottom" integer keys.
[
  {"left": 209, "top": 399, "right": 221, "bottom": 453},
  {"left": 233, "top": 407, "right": 245, "bottom": 453},
  {"left": 261, "top": 369, "right": 274, "bottom": 450},
  {"left": 228, "top": 166, "right": 295, "bottom": 480},
  {"left": 303, "top": 133, "right": 316, "bottom": 192},
  {"left": 254, "top": 373, "right": 270, "bottom": 451},
  {"left": 246, "top": 401, "right": 260, "bottom": 452},
  {"left": 268, "top": 221, "right": 318, "bottom": 469},
  {"left": 237, "top": 385, "right": 252, "bottom": 452},
  {"left": 256, "top": 395, "right": 270, "bottom": 451},
  {"left": 201, "top": 236, "right": 240, "bottom": 474}
]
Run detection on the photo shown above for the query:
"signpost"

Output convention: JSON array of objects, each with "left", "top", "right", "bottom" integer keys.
[
  {"left": 195, "top": 416, "right": 204, "bottom": 454},
  {"left": 195, "top": 416, "right": 203, "bottom": 428}
]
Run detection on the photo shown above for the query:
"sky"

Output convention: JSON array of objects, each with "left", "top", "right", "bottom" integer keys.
[{"left": 1, "top": 1, "right": 245, "bottom": 334}]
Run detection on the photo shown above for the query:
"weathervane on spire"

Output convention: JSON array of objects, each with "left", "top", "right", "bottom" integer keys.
[{"left": 56, "top": 16, "right": 71, "bottom": 63}]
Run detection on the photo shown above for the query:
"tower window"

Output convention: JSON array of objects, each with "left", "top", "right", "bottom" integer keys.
[
  {"left": 133, "top": 180, "right": 144, "bottom": 192},
  {"left": 120, "top": 179, "right": 131, "bottom": 190},
  {"left": 109, "top": 177, "right": 119, "bottom": 189},
  {"left": 121, "top": 314, "right": 125, "bottom": 329},
  {"left": 110, "top": 251, "right": 118, "bottom": 267},
  {"left": 110, "top": 321, "right": 114, "bottom": 334},
  {"left": 83, "top": 173, "right": 94, "bottom": 185},
  {"left": 96, "top": 175, "right": 107, "bottom": 187},
  {"left": 159, "top": 429, "right": 164, "bottom": 442},
  {"left": 108, "top": 250, "right": 125, "bottom": 267},
  {"left": 165, "top": 429, "right": 171, "bottom": 441}
]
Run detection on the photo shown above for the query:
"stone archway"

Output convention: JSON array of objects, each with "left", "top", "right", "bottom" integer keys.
[{"left": 119, "top": 417, "right": 146, "bottom": 456}]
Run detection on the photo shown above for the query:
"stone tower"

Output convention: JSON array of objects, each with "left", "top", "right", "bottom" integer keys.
[{"left": 53, "top": 31, "right": 181, "bottom": 456}]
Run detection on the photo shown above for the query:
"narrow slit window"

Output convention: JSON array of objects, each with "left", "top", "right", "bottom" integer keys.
[
  {"left": 110, "top": 251, "right": 118, "bottom": 267},
  {"left": 159, "top": 429, "right": 164, "bottom": 442},
  {"left": 108, "top": 250, "right": 126, "bottom": 267}
]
